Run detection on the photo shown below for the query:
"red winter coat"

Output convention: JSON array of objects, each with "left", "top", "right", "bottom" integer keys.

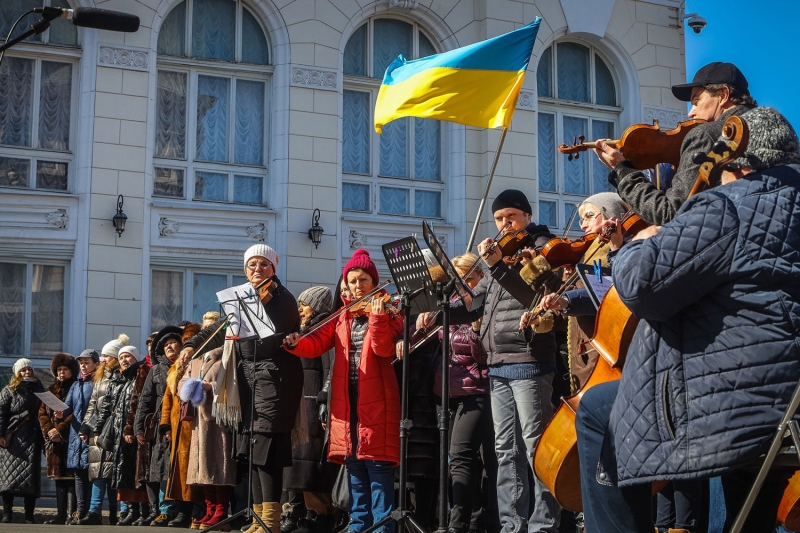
[{"left": 288, "top": 309, "right": 402, "bottom": 466}]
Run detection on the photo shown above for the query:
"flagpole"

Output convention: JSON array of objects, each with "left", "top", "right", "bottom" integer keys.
[{"left": 466, "top": 126, "right": 509, "bottom": 252}]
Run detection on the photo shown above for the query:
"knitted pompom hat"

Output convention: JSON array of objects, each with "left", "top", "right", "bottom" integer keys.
[{"left": 343, "top": 249, "right": 379, "bottom": 285}]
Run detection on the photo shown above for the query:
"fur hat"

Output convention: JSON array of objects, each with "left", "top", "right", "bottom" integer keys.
[
  {"left": 153, "top": 326, "right": 184, "bottom": 359},
  {"left": 581, "top": 192, "right": 628, "bottom": 221},
  {"left": 730, "top": 107, "right": 800, "bottom": 172},
  {"left": 119, "top": 345, "right": 140, "bottom": 362},
  {"left": 244, "top": 244, "right": 279, "bottom": 269},
  {"left": 12, "top": 358, "right": 33, "bottom": 375},
  {"left": 343, "top": 249, "right": 380, "bottom": 285},
  {"left": 298, "top": 286, "right": 333, "bottom": 314},
  {"left": 102, "top": 333, "right": 130, "bottom": 359},
  {"left": 50, "top": 353, "right": 79, "bottom": 378},
  {"left": 182, "top": 323, "right": 202, "bottom": 344},
  {"left": 77, "top": 349, "right": 100, "bottom": 363},
  {"left": 491, "top": 189, "right": 532, "bottom": 215}
]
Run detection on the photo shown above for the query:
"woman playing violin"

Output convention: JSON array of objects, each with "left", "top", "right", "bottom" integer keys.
[
  {"left": 521, "top": 192, "right": 627, "bottom": 394},
  {"left": 284, "top": 249, "right": 403, "bottom": 533}
]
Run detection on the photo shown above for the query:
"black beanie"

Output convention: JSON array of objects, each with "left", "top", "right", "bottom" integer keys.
[{"left": 491, "top": 189, "right": 532, "bottom": 214}]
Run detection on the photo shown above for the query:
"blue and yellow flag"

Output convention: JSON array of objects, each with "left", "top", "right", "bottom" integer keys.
[{"left": 374, "top": 18, "right": 541, "bottom": 134}]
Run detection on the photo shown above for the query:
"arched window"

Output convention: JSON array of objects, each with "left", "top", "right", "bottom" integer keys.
[
  {"left": 0, "top": 0, "right": 78, "bottom": 193},
  {"left": 153, "top": 0, "right": 271, "bottom": 205},
  {"left": 341, "top": 18, "right": 443, "bottom": 218},
  {"left": 537, "top": 41, "right": 619, "bottom": 232}
]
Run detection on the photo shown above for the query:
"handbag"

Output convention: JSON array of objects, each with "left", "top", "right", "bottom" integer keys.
[
  {"left": 95, "top": 413, "right": 116, "bottom": 452},
  {"left": 143, "top": 394, "right": 164, "bottom": 442},
  {"left": 179, "top": 401, "right": 195, "bottom": 423},
  {"left": 331, "top": 465, "right": 351, "bottom": 512}
]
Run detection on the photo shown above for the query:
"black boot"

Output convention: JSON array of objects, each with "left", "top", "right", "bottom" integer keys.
[
  {"left": 167, "top": 512, "right": 191, "bottom": 528},
  {"left": 65, "top": 488, "right": 77, "bottom": 525},
  {"left": 118, "top": 504, "right": 140, "bottom": 526},
  {"left": 291, "top": 511, "right": 337, "bottom": 533},
  {"left": 135, "top": 503, "right": 157, "bottom": 526},
  {"left": 1, "top": 495, "right": 13, "bottom": 523},
  {"left": 24, "top": 495, "right": 36, "bottom": 524},
  {"left": 46, "top": 484, "right": 68, "bottom": 524},
  {"left": 109, "top": 507, "right": 119, "bottom": 525},
  {"left": 77, "top": 511, "right": 103, "bottom": 525}
]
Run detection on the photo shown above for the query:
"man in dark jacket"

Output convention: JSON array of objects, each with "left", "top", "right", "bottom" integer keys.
[
  {"left": 421, "top": 189, "right": 561, "bottom": 533},
  {"left": 594, "top": 62, "right": 756, "bottom": 226},
  {"left": 576, "top": 107, "right": 800, "bottom": 533}
]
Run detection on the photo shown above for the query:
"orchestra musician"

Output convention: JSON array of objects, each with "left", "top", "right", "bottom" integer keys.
[
  {"left": 575, "top": 107, "right": 800, "bottom": 533},
  {"left": 418, "top": 189, "right": 561, "bottom": 533},
  {"left": 594, "top": 62, "right": 756, "bottom": 225}
]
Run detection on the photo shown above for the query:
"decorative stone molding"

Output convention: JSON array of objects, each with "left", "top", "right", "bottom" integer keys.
[
  {"left": 291, "top": 66, "right": 338, "bottom": 92},
  {"left": 246, "top": 223, "right": 267, "bottom": 242},
  {"left": 349, "top": 230, "right": 368, "bottom": 249},
  {"left": 389, "top": 0, "right": 418, "bottom": 9},
  {"left": 158, "top": 217, "right": 180, "bottom": 236},
  {"left": 98, "top": 45, "right": 149, "bottom": 71},
  {"left": 517, "top": 89, "right": 536, "bottom": 110},
  {"left": 45, "top": 209, "right": 68, "bottom": 229},
  {"left": 642, "top": 105, "right": 685, "bottom": 130}
]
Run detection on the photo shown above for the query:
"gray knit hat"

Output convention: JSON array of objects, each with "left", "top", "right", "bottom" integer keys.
[
  {"left": 12, "top": 358, "right": 33, "bottom": 375},
  {"left": 298, "top": 286, "right": 333, "bottom": 314},
  {"left": 581, "top": 192, "right": 628, "bottom": 221},
  {"left": 730, "top": 107, "right": 800, "bottom": 172}
]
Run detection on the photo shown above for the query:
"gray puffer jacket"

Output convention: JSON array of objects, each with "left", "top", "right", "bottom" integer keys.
[{"left": 608, "top": 164, "right": 800, "bottom": 485}]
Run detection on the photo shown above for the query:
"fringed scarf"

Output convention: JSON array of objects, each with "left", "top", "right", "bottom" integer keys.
[{"left": 213, "top": 330, "right": 241, "bottom": 428}]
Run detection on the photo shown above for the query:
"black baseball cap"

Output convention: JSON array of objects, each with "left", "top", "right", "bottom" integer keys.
[{"left": 671, "top": 62, "right": 749, "bottom": 102}]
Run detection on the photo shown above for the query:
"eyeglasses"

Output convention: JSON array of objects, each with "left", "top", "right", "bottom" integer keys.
[
  {"left": 246, "top": 261, "right": 273, "bottom": 272},
  {"left": 579, "top": 211, "right": 601, "bottom": 223}
]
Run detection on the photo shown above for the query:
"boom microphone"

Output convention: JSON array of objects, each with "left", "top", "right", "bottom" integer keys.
[{"left": 34, "top": 6, "right": 140, "bottom": 33}]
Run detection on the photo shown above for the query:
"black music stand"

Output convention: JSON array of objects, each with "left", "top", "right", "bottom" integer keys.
[
  {"left": 420, "top": 222, "right": 480, "bottom": 533},
  {"left": 206, "top": 289, "right": 277, "bottom": 533}
]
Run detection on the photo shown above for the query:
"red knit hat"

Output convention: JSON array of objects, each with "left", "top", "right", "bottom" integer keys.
[{"left": 343, "top": 249, "right": 379, "bottom": 284}]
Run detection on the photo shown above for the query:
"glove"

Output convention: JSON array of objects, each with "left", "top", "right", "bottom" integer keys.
[{"left": 318, "top": 402, "right": 328, "bottom": 425}]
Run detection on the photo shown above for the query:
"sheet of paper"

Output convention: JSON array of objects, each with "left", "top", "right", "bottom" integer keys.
[
  {"left": 216, "top": 282, "right": 276, "bottom": 340},
  {"left": 35, "top": 391, "right": 69, "bottom": 412}
]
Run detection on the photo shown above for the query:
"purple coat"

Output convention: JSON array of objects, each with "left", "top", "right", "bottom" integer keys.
[{"left": 433, "top": 324, "right": 489, "bottom": 397}]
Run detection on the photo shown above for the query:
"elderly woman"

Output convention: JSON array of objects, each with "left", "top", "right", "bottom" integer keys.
[
  {"left": 78, "top": 333, "right": 129, "bottom": 525},
  {"left": 0, "top": 358, "right": 44, "bottom": 524},
  {"left": 285, "top": 249, "right": 404, "bottom": 533},
  {"left": 181, "top": 244, "right": 302, "bottom": 533},
  {"left": 81, "top": 346, "right": 150, "bottom": 525},
  {"left": 39, "top": 353, "right": 80, "bottom": 525}
]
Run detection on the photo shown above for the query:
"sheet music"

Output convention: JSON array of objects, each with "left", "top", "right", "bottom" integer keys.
[
  {"left": 35, "top": 391, "right": 69, "bottom": 412},
  {"left": 216, "top": 282, "right": 276, "bottom": 340}
]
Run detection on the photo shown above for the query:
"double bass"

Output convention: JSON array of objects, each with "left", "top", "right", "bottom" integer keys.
[{"left": 533, "top": 115, "right": 749, "bottom": 512}]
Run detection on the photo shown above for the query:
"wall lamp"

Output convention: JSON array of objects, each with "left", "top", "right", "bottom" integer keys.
[
  {"left": 308, "top": 208, "right": 324, "bottom": 249},
  {"left": 112, "top": 194, "right": 127, "bottom": 237}
]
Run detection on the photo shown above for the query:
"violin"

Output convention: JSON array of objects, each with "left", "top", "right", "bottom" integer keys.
[
  {"left": 254, "top": 277, "right": 278, "bottom": 304},
  {"left": 538, "top": 234, "right": 599, "bottom": 270},
  {"left": 558, "top": 118, "right": 705, "bottom": 170},
  {"left": 350, "top": 294, "right": 402, "bottom": 317}
]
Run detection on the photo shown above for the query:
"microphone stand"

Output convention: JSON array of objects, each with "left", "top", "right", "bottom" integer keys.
[
  {"left": 0, "top": 10, "right": 51, "bottom": 59},
  {"left": 434, "top": 280, "right": 456, "bottom": 533}
]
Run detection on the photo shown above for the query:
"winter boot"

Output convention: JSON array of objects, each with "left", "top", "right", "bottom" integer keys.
[
  {"left": 109, "top": 506, "right": 118, "bottom": 525},
  {"left": 65, "top": 489, "right": 77, "bottom": 524},
  {"left": 195, "top": 486, "right": 216, "bottom": 528},
  {"left": 24, "top": 495, "right": 36, "bottom": 524},
  {"left": 119, "top": 504, "right": 141, "bottom": 526},
  {"left": 168, "top": 512, "right": 192, "bottom": 528},
  {"left": 134, "top": 503, "right": 153, "bottom": 526},
  {"left": 77, "top": 511, "right": 103, "bottom": 525},
  {"left": 262, "top": 503, "right": 282, "bottom": 533},
  {"left": 46, "top": 484, "right": 68, "bottom": 524},
  {"left": 1, "top": 495, "right": 13, "bottom": 523},
  {"left": 201, "top": 486, "right": 231, "bottom": 531},
  {"left": 240, "top": 504, "right": 262, "bottom": 533}
]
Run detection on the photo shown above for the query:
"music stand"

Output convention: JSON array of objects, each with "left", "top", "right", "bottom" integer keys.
[
  {"left": 206, "top": 289, "right": 278, "bottom": 533},
  {"left": 420, "top": 221, "right": 484, "bottom": 532}
]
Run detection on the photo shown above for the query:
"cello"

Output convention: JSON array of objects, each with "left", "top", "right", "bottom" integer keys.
[{"left": 533, "top": 114, "right": 749, "bottom": 512}]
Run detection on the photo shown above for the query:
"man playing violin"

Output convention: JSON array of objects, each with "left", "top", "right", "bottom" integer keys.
[
  {"left": 419, "top": 189, "right": 561, "bottom": 533},
  {"left": 594, "top": 62, "right": 756, "bottom": 226},
  {"left": 576, "top": 107, "right": 800, "bottom": 532}
]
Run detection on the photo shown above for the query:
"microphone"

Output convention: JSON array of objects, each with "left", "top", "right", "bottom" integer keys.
[{"left": 34, "top": 6, "right": 140, "bottom": 33}]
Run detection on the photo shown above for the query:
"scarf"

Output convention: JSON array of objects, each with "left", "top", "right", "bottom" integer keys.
[
  {"left": 80, "top": 371, "right": 92, "bottom": 381},
  {"left": 213, "top": 329, "right": 241, "bottom": 428}
]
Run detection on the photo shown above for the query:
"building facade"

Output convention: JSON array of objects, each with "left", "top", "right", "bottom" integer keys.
[{"left": 0, "top": 0, "right": 687, "bottom": 367}]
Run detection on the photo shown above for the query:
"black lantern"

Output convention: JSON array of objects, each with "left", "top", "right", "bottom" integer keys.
[
  {"left": 308, "top": 208, "right": 324, "bottom": 249},
  {"left": 112, "top": 195, "right": 127, "bottom": 237}
]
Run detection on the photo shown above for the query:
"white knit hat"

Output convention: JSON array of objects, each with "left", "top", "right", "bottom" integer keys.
[
  {"left": 102, "top": 333, "right": 129, "bottom": 359},
  {"left": 12, "top": 358, "right": 33, "bottom": 375},
  {"left": 244, "top": 244, "right": 279, "bottom": 269},
  {"left": 119, "top": 345, "right": 140, "bottom": 362}
]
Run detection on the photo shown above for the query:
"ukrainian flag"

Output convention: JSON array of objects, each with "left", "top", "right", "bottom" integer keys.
[{"left": 374, "top": 18, "right": 541, "bottom": 134}]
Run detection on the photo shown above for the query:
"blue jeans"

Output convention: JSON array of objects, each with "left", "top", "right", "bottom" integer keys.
[
  {"left": 490, "top": 374, "right": 560, "bottom": 533},
  {"left": 344, "top": 457, "right": 395, "bottom": 533},
  {"left": 159, "top": 481, "right": 177, "bottom": 515},
  {"left": 89, "top": 478, "right": 118, "bottom": 514}
]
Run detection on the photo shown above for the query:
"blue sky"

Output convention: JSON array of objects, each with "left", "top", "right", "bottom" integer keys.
[{"left": 684, "top": 0, "right": 799, "bottom": 129}]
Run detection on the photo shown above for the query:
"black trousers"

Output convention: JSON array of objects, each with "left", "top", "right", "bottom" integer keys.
[
  {"left": 251, "top": 464, "right": 283, "bottom": 503},
  {"left": 448, "top": 394, "right": 498, "bottom": 531},
  {"left": 2, "top": 493, "right": 35, "bottom": 519},
  {"left": 74, "top": 468, "right": 92, "bottom": 515}
]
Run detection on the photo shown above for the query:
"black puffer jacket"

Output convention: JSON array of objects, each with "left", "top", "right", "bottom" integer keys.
[
  {"left": 285, "top": 312, "right": 336, "bottom": 492},
  {"left": 446, "top": 223, "right": 558, "bottom": 365},
  {"left": 184, "top": 277, "right": 303, "bottom": 436},
  {"left": 0, "top": 379, "right": 44, "bottom": 496},
  {"left": 92, "top": 361, "right": 149, "bottom": 490},
  {"left": 134, "top": 327, "right": 181, "bottom": 483}
]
